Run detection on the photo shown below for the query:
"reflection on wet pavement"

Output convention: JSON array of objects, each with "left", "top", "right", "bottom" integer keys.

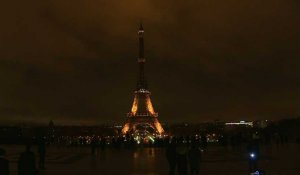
[{"left": 1, "top": 144, "right": 300, "bottom": 175}]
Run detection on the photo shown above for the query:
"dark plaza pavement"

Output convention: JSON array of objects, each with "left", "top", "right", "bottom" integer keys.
[{"left": 1, "top": 143, "right": 300, "bottom": 175}]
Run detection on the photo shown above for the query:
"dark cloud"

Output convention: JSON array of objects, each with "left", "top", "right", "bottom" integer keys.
[{"left": 0, "top": 0, "right": 299, "bottom": 124}]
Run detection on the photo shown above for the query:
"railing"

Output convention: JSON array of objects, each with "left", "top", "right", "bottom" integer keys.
[{"left": 126, "top": 112, "right": 158, "bottom": 117}]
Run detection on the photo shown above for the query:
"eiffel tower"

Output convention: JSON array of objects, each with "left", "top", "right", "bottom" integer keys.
[{"left": 122, "top": 24, "right": 164, "bottom": 136}]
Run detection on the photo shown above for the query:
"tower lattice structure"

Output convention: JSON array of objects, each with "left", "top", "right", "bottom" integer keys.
[{"left": 122, "top": 24, "right": 164, "bottom": 135}]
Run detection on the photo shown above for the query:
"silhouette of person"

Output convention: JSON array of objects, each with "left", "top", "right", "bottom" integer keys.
[
  {"left": 176, "top": 138, "right": 188, "bottom": 175},
  {"left": 91, "top": 136, "right": 97, "bottom": 155},
  {"left": 200, "top": 134, "right": 207, "bottom": 150},
  {"left": 166, "top": 138, "right": 177, "bottom": 175},
  {"left": 247, "top": 141, "right": 259, "bottom": 173},
  {"left": 38, "top": 137, "right": 46, "bottom": 169},
  {"left": 100, "top": 137, "right": 106, "bottom": 151},
  {"left": 188, "top": 144, "right": 202, "bottom": 175},
  {"left": 18, "top": 145, "right": 37, "bottom": 175},
  {"left": 0, "top": 148, "right": 9, "bottom": 175}
]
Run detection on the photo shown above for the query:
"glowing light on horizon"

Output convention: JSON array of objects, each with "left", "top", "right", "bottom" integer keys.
[
  {"left": 122, "top": 123, "right": 130, "bottom": 134},
  {"left": 148, "top": 136, "right": 155, "bottom": 142}
]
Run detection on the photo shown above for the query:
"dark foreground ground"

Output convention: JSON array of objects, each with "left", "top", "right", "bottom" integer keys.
[{"left": 1, "top": 143, "right": 299, "bottom": 175}]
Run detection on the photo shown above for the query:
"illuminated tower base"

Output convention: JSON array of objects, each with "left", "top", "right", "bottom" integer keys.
[{"left": 122, "top": 89, "right": 164, "bottom": 136}]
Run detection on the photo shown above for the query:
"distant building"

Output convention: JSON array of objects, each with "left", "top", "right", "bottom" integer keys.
[{"left": 225, "top": 121, "right": 253, "bottom": 127}]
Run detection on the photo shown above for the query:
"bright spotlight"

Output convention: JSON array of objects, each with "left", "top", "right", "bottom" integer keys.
[{"left": 250, "top": 152, "right": 256, "bottom": 159}]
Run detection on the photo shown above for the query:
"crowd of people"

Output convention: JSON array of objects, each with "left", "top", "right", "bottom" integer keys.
[
  {"left": 0, "top": 137, "right": 46, "bottom": 175},
  {"left": 0, "top": 130, "right": 292, "bottom": 175},
  {"left": 165, "top": 137, "right": 203, "bottom": 175}
]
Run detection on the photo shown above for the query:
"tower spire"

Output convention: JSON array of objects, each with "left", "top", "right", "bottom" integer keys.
[{"left": 137, "top": 22, "right": 147, "bottom": 90}]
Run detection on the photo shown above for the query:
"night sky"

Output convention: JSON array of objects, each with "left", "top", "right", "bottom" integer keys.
[{"left": 0, "top": 0, "right": 300, "bottom": 124}]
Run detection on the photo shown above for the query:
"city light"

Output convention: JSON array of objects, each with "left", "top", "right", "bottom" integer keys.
[{"left": 250, "top": 153, "right": 256, "bottom": 159}]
